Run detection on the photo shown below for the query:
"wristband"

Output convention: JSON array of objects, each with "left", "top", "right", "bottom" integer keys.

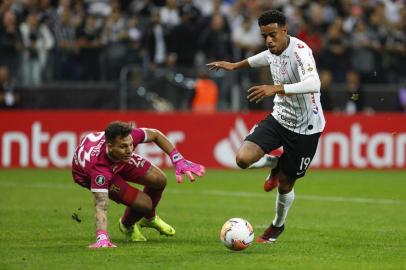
[{"left": 170, "top": 149, "right": 184, "bottom": 164}]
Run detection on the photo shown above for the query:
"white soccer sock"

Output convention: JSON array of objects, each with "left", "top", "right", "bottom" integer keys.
[
  {"left": 272, "top": 189, "right": 295, "bottom": 227},
  {"left": 249, "top": 155, "right": 278, "bottom": 169}
]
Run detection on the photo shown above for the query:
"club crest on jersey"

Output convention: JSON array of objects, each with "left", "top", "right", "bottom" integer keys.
[
  {"left": 297, "top": 43, "right": 304, "bottom": 49},
  {"left": 95, "top": 175, "right": 106, "bottom": 186},
  {"left": 306, "top": 64, "right": 313, "bottom": 72}
]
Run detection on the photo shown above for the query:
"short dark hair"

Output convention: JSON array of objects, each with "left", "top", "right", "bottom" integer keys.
[
  {"left": 105, "top": 121, "right": 133, "bottom": 143},
  {"left": 258, "top": 10, "right": 286, "bottom": 27}
]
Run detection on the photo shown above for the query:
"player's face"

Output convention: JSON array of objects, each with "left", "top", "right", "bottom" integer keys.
[
  {"left": 108, "top": 135, "right": 134, "bottom": 162},
  {"left": 260, "top": 23, "right": 288, "bottom": 55}
]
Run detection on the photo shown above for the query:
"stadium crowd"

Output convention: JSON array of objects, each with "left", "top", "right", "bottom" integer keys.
[{"left": 0, "top": 0, "right": 405, "bottom": 110}]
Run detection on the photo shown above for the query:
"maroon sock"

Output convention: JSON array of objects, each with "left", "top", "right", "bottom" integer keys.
[
  {"left": 121, "top": 207, "right": 144, "bottom": 228},
  {"left": 143, "top": 187, "right": 164, "bottom": 219}
]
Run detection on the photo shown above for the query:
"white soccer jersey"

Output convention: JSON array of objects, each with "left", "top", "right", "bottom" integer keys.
[{"left": 248, "top": 36, "right": 325, "bottom": 135}]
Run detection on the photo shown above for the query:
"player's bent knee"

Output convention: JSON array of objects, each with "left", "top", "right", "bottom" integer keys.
[
  {"left": 145, "top": 166, "right": 167, "bottom": 189},
  {"left": 133, "top": 193, "right": 153, "bottom": 214},
  {"left": 235, "top": 154, "right": 250, "bottom": 169},
  {"left": 155, "top": 175, "right": 167, "bottom": 189},
  {"left": 148, "top": 175, "right": 167, "bottom": 189}
]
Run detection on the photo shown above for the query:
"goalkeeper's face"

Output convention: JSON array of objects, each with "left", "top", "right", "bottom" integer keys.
[{"left": 107, "top": 135, "right": 134, "bottom": 162}]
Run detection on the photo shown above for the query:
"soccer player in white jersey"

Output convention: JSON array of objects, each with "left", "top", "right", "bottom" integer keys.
[{"left": 207, "top": 10, "right": 325, "bottom": 243}]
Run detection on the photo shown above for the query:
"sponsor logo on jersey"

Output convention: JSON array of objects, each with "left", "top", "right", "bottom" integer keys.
[
  {"left": 294, "top": 52, "right": 305, "bottom": 75},
  {"left": 110, "top": 184, "right": 120, "bottom": 193},
  {"left": 297, "top": 43, "right": 304, "bottom": 49},
  {"left": 311, "top": 94, "right": 319, "bottom": 114},
  {"left": 95, "top": 175, "right": 105, "bottom": 186}
]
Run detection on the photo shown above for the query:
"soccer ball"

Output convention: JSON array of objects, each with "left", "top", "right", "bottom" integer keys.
[{"left": 220, "top": 218, "right": 254, "bottom": 251}]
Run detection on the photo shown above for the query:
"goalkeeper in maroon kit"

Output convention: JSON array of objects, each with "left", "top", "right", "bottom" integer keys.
[{"left": 72, "top": 121, "right": 205, "bottom": 248}]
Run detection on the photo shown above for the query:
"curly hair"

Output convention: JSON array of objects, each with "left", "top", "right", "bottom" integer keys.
[{"left": 258, "top": 10, "right": 286, "bottom": 27}]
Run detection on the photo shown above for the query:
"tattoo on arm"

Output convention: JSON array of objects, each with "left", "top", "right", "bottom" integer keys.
[{"left": 93, "top": 192, "right": 108, "bottom": 231}]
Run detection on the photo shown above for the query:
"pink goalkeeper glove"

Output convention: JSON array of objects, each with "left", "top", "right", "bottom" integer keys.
[
  {"left": 170, "top": 149, "right": 205, "bottom": 183},
  {"left": 88, "top": 230, "right": 117, "bottom": 248}
]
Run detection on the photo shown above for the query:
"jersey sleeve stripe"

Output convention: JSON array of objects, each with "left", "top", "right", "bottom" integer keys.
[
  {"left": 140, "top": 128, "right": 148, "bottom": 143},
  {"left": 91, "top": 188, "right": 109, "bottom": 193}
]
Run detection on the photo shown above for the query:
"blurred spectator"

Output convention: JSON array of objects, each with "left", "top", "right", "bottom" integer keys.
[
  {"left": 53, "top": 8, "right": 80, "bottom": 80},
  {"left": 143, "top": 10, "right": 171, "bottom": 68},
  {"left": 380, "top": 0, "right": 403, "bottom": 24},
  {"left": 311, "top": 0, "right": 337, "bottom": 26},
  {"left": 231, "top": 12, "right": 262, "bottom": 59},
  {"left": 229, "top": 11, "right": 262, "bottom": 110},
  {"left": 201, "top": 0, "right": 231, "bottom": 34},
  {"left": 0, "top": 66, "right": 19, "bottom": 109},
  {"left": 195, "top": 0, "right": 231, "bottom": 17},
  {"left": 0, "top": 0, "right": 14, "bottom": 15},
  {"left": 180, "top": 0, "right": 202, "bottom": 25},
  {"left": 101, "top": 7, "right": 128, "bottom": 80},
  {"left": 159, "top": 0, "right": 180, "bottom": 29},
  {"left": 77, "top": 15, "right": 102, "bottom": 80},
  {"left": 168, "top": 6, "right": 199, "bottom": 68},
  {"left": 296, "top": 20, "right": 323, "bottom": 61},
  {"left": 0, "top": 10, "right": 21, "bottom": 79},
  {"left": 199, "top": 13, "right": 232, "bottom": 62},
  {"left": 199, "top": 13, "right": 233, "bottom": 110},
  {"left": 350, "top": 20, "right": 381, "bottom": 83},
  {"left": 38, "top": 0, "right": 57, "bottom": 81},
  {"left": 319, "top": 20, "right": 349, "bottom": 82},
  {"left": 125, "top": 16, "right": 144, "bottom": 65},
  {"left": 192, "top": 70, "right": 218, "bottom": 113},
  {"left": 319, "top": 70, "right": 333, "bottom": 111},
  {"left": 128, "top": 0, "right": 164, "bottom": 19},
  {"left": 72, "top": 0, "right": 86, "bottom": 28},
  {"left": 86, "top": 0, "right": 112, "bottom": 17},
  {"left": 19, "top": 11, "right": 54, "bottom": 86},
  {"left": 344, "top": 70, "right": 364, "bottom": 114},
  {"left": 342, "top": 4, "right": 364, "bottom": 34},
  {"left": 383, "top": 15, "right": 406, "bottom": 83},
  {"left": 283, "top": 5, "right": 304, "bottom": 36},
  {"left": 38, "top": 0, "right": 54, "bottom": 26}
]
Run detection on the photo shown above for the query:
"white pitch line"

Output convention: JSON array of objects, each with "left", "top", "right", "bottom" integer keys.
[
  {"left": 167, "top": 189, "right": 405, "bottom": 205},
  {"left": 0, "top": 181, "right": 404, "bottom": 205}
]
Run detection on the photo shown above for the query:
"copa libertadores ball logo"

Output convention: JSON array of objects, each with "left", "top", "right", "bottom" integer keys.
[{"left": 95, "top": 175, "right": 106, "bottom": 186}]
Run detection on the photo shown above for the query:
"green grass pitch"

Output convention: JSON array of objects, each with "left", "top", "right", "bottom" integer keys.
[{"left": 0, "top": 169, "right": 405, "bottom": 270}]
